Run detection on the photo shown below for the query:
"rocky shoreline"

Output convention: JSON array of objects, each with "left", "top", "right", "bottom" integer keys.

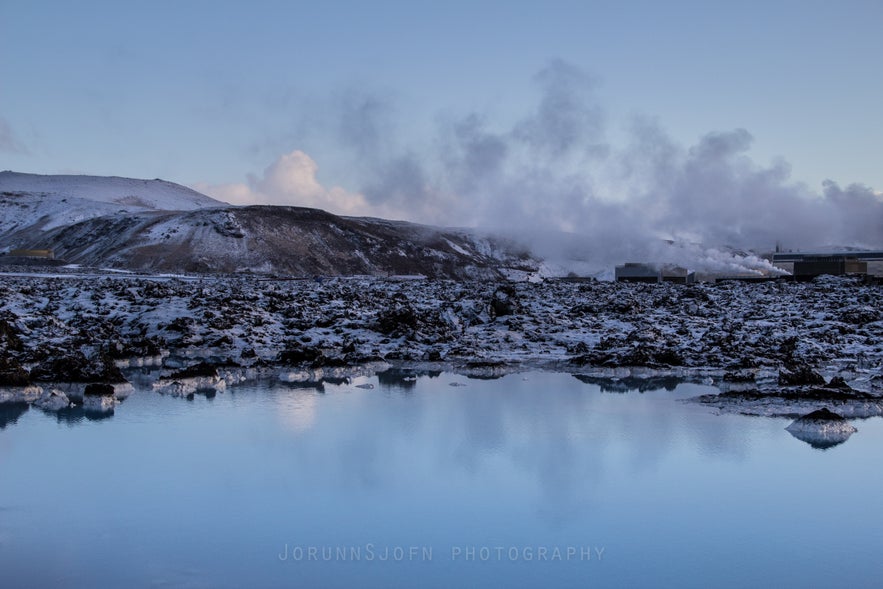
[{"left": 0, "top": 271, "right": 881, "bottom": 418}]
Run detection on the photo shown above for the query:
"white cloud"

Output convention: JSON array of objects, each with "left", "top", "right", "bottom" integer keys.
[{"left": 194, "top": 150, "right": 390, "bottom": 218}]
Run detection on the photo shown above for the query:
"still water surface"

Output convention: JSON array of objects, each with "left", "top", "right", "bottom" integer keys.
[{"left": 1, "top": 371, "right": 881, "bottom": 588}]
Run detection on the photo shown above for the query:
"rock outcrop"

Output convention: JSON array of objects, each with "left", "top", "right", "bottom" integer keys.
[{"left": 785, "top": 407, "right": 857, "bottom": 449}]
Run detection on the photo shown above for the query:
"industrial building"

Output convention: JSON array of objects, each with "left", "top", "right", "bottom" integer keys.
[
  {"left": 772, "top": 251, "right": 883, "bottom": 279},
  {"left": 661, "top": 266, "right": 696, "bottom": 284},
  {"left": 615, "top": 263, "right": 695, "bottom": 284},
  {"left": 615, "top": 263, "right": 661, "bottom": 283}
]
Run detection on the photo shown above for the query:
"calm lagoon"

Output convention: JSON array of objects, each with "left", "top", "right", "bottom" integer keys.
[{"left": 1, "top": 371, "right": 881, "bottom": 588}]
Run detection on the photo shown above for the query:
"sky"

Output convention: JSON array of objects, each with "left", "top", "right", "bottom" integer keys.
[{"left": 1, "top": 0, "right": 881, "bottom": 251}]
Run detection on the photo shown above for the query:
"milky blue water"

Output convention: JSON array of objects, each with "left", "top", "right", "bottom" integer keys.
[{"left": 1, "top": 371, "right": 882, "bottom": 588}]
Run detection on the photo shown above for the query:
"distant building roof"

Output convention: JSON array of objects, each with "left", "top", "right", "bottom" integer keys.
[{"left": 773, "top": 251, "right": 883, "bottom": 262}]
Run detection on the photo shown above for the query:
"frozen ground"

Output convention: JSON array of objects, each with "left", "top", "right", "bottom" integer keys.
[{"left": 0, "top": 271, "right": 881, "bottom": 418}]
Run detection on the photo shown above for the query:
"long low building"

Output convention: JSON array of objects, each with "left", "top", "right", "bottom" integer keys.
[
  {"left": 615, "top": 263, "right": 660, "bottom": 283},
  {"left": 772, "top": 251, "right": 883, "bottom": 278},
  {"left": 615, "top": 263, "right": 696, "bottom": 284}
]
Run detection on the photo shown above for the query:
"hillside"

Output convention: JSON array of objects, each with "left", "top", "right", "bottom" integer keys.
[
  {"left": 0, "top": 171, "right": 226, "bottom": 238},
  {"left": 0, "top": 172, "right": 537, "bottom": 278}
]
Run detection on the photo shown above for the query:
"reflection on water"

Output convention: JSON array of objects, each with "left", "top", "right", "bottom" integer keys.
[
  {"left": 0, "top": 371, "right": 881, "bottom": 588},
  {"left": 46, "top": 405, "right": 115, "bottom": 425},
  {"left": 274, "top": 388, "right": 318, "bottom": 433},
  {"left": 376, "top": 367, "right": 441, "bottom": 390},
  {"left": 573, "top": 373, "right": 683, "bottom": 392},
  {"left": 0, "top": 403, "right": 28, "bottom": 429},
  {"left": 279, "top": 379, "right": 327, "bottom": 392},
  {"left": 786, "top": 427, "right": 855, "bottom": 449}
]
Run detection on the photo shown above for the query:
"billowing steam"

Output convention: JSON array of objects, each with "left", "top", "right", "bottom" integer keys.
[
  {"left": 216, "top": 60, "right": 883, "bottom": 276},
  {"left": 324, "top": 60, "right": 881, "bottom": 275}
]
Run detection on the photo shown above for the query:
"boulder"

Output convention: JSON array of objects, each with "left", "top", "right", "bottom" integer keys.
[
  {"left": 0, "top": 318, "right": 24, "bottom": 352},
  {"left": 778, "top": 365, "right": 826, "bottom": 386},
  {"left": 82, "top": 383, "right": 116, "bottom": 412},
  {"left": 0, "top": 356, "right": 30, "bottom": 386},
  {"left": 375, "top": 305, "right": 419, "bottom": 337},
  {"left": 34, "top": 388, "right": 71, "bottom": 411},
  {"left": 489, "top": 286, "right": 518, "bottom": 318}
]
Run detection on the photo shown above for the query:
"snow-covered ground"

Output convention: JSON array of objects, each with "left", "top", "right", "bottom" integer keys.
[{"left": 0, "top": 270, "right": 880, "bottom": 417}]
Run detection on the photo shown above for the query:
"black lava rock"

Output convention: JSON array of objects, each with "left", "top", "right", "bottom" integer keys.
[
  {"left": 0, "top": 356, "right": 30, "bottom": 386},
  {"left": 779, "top": 365, "right": 826, "bottom": 386},
  {"left": 30, "top": 351, "right": 126, "bottom": 384},
  {"left": 490, "top": 286, "right": 518, "bottom": 318}
]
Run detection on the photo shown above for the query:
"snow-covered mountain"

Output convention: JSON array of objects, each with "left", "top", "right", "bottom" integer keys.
[
  {"left": 0, "top": 171, "right": 223, "bottom": 210},
  {"left": 0, "top": 172, "right": 537, "bottom": 278},
  {"left": 0, "top": 171, "right": 226, "bottom": 237}
]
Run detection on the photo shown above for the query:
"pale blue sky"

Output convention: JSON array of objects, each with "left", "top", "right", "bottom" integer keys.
[{"left": 2, "top": 0, "right": 881, "bottom": 215}]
